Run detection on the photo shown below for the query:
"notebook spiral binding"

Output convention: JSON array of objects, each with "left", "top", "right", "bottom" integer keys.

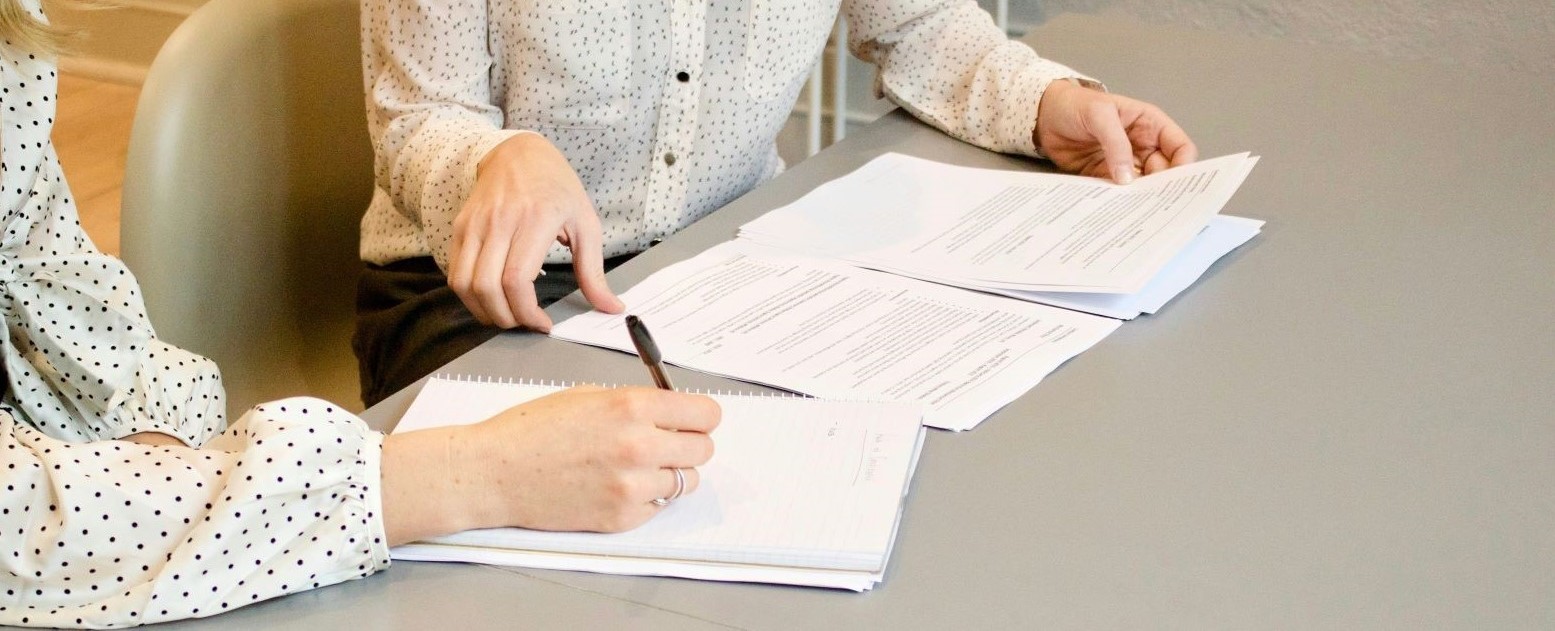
[{"left": 430, "top": 372, "right": 818, "bottom": 400}]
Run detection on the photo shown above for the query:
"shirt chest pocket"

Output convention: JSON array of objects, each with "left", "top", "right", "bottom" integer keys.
[
  {"left": 494, "top": 0, "right": 631, "bottom": 129},
  {"left": 743, "top": 0, "right": 839, "bottom": 103}
]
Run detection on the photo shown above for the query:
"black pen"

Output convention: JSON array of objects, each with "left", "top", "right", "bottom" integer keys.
[{"left": 625, "top": 315, "right": 674, "bottom": 390}]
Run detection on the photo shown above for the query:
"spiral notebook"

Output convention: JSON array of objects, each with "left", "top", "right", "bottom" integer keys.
[{"left": 388, "top": 376, "right": 927, "bottom": 591}]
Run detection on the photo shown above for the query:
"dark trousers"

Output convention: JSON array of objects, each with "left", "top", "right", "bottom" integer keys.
[{"left": 352, "top": 255, "right": 634, "bottom": 407}]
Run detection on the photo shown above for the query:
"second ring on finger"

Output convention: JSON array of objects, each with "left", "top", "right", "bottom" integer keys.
[{"left": 650, "top": 467, "right": 690, "bottom": 507}]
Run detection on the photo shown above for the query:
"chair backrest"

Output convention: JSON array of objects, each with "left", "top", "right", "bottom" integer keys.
[{"left": 122, "top": 0, "right": 369, "bottom": 413}]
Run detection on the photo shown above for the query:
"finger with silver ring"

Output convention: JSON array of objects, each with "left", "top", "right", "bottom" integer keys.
[{"left": 650, "top": 467, "right": 693, "bottom": 507}]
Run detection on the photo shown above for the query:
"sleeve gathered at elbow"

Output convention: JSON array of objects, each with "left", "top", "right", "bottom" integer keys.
[
  {"left": 0, "top": 398, "right": 389, "bottom": 629},
  {"left": 845, "top": 0, "right": 1102, "bottom": 157}
]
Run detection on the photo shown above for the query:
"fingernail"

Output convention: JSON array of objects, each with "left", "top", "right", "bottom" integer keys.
[{"left": 1112, "top": 165, "right": 1135, "bottom": 185}]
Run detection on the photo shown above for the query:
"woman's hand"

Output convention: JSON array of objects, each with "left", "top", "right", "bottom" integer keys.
[
  {"left": 1034, "top": 79, "right": 1198, "bottom": 184},
  {"left": 380, "top": 386, "right": 720, "bottom": 545},
  {"left": 447, "top": 133, "right": 626, "bottom": 332}
]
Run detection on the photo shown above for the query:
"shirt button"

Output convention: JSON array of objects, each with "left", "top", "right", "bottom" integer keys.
[
  {"left": 663, "top": 152, "right": 678, "bottom": 166},
  {"left": 676, "top": 71, "right": 691, "bottom": 83}
]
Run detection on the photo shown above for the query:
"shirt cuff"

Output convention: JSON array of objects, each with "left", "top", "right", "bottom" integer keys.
[
  {"left": 360, "top": 430, "right": 393, "bottom": 572},
  {"left": 1019, "top": 63, "right": 1106, "bottom": 160},
  {"left": 424, "top": 129, "right": 539, "bottom": 271}
]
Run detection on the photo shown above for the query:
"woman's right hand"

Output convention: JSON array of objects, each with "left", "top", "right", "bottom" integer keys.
[
  {"left": 380, "top": 386, "right": 720, "bottom": 545},
  {"left": 447, "top": 133, "right": 626, "bottom": 332}
]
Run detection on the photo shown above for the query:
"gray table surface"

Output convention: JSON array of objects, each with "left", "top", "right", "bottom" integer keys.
[{"left": 154, "top": 11, "right": 1554, "bottom": 629}]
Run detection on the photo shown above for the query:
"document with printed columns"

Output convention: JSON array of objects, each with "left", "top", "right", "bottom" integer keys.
[
  {"left": 738, "top": 152, "right": 1258, "bottom": 296},
  {"left": 551, "top": 240, "right": 1120, "bottom": 431}
]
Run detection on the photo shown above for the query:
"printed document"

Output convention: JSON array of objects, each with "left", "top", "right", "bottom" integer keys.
[
  {"left": 739, "top": 152, "right": 1258, "bottom": 294},
  {"left": 998, "top": 214, "right": 1265, "bottom": 319},
  {"left": 551, "top": 241, "right": 1120, "bottom": 431}
]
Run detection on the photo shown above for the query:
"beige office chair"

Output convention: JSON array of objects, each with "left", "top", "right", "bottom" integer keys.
[{"left": 122, "top": 0, "right": 370, "bottom": 413}]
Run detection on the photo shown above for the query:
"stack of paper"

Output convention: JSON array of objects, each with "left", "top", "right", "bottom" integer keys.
[
  {"left": 552, "top": 153, "right": 1262, "bottom": 431},
  {"left": 550, "top": 241, "right": 1121, "bottom": 431},
  {"left": 737, "top": 152, "right": 1261, "bottom": 319},
  {"left": 995, "top": 214, "right": 1264, "bottom": 319},
  {"left": 390, "top": 377, "right": 927, "bottom": 591}
]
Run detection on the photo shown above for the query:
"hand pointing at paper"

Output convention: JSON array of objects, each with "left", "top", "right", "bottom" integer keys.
[
  {"left": 1034, "top": 79, "right": 1199, "bottom": 185},
  {"left": 448, "top": 133, "right": 626, "bottom": 332}
]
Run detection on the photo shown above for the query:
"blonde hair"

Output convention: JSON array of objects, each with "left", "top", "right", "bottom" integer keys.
[
  {"left": 0, "top": 0, "right": 62, "bottom": 57},
  {"left": 0, "top": 0, "right": 114, "bottom": 58}
]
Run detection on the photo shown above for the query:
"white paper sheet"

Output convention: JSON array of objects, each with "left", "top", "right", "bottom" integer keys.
[
  {"left": 551, "top": 240, "right": 1121, "bottom": 431},
  {"left": 739, "top": 152, "right": 1258, "bottom": 294},
  {"left": 993, "top": 214, "right": 1266, "bottom": 319},
  {"left": 391, "top": 543, "right": 884, "bottom": 591}
]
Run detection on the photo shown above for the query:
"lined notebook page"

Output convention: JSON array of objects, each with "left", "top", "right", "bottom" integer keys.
[{"left": 392, "top": 377, "right": 924, "bottom": 572}]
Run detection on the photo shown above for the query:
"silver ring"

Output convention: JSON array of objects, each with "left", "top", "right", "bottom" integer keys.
[{"left": 651, "top": 468, "right": 687, "bottom": 507}]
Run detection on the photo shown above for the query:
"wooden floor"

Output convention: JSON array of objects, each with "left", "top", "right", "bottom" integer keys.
[{"left": 51, "top": 74, "right": 141, "bottom": 256}]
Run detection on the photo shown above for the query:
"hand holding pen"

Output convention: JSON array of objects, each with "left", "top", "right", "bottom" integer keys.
[{"left": 625, "top": 314, "right": 700, "bottom": 508}]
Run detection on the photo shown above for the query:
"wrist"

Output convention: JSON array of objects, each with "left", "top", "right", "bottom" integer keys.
[
  {"left": 381, "top": 426, "right": 489, "bottom": 545},
  {"left": 477, "top": 131, "right": 547, "bottom": 177},
  {"left": 1033, "top": 78, "right": 1081, "bottom": 152},
  {"left": 444, "top": 424, "right": 502, "bottom": 532}
]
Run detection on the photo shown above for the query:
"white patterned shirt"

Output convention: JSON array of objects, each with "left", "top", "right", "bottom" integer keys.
[
  {"left": 359, "top": 0, "right": 1097, "bottom": 269},
  {"left": 1, "top": 3, "right": 391, "bottom": 626}
]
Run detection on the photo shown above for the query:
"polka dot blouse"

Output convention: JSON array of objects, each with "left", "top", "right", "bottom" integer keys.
[
  {"left": 1, "top": 3, "right": 390, "bottom": 627},
  {"left": 359, "top": 0, "right": 1098, "bottom": 271}
]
